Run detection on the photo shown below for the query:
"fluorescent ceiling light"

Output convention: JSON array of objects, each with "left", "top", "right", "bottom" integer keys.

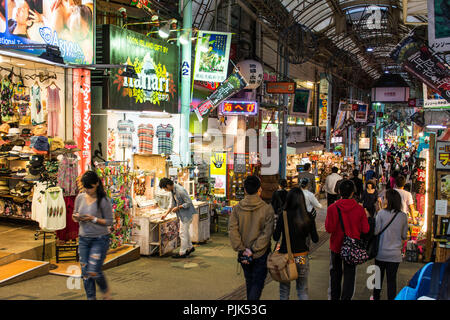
[
  {"left": 426, "top": 125, "right": 446, "bottom": 129},
  {"left": 366, "top": 48, "right": 373, "bottom": 52}
]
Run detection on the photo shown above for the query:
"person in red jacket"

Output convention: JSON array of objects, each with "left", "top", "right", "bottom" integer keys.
[{"left": 325, "top": 179, "right": 370, "bottom": 300}]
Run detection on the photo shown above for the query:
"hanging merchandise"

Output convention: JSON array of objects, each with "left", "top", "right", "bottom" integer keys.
[
  {"left": 13, "top": 80, "right": 30, "bottom": 117},
  {"left": 1, "top": 76, "right": 14, "bottom": 122},
  {"left": 30, "top": 84, "right": 45, "bottom": 125},
  {"left": 95, "top": 162, "right": 135, "bottom": 249},
  {"left": 138, "top": 124, "right": 154, "bottom": 154},
  {"left": 57, "top": 153, "right": 79, "bottom": 197},
  {"left": 56, "top": 196, "right": 79, "bottom": 241},
  {"left": 156, "top": 124, "right": 174, "bottom": 155},
  {"left": 107, "top": 128, "right": 116, "bottom": 160},
  {"left": 46, "top": 85, "right": 61, "bottom": 137},
  {"left": 117, "top": 119, "right": 135, "bottom": 149}
]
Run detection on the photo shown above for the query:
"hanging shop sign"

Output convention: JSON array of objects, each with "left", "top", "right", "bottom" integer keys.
[
  {"left": 319, "top": 95, "right": 328, "bottom": 128},
  {"left": 210, "top": 152, "right": 227, "bottom": 197},
  {"left": 428, "top": 0, "right": 450, "bottom": 53},
  {"left": 402, "top": 46, "right": 450, "bottom": 103},
  {"left": 437, "top": 141, "right": 450, "bottom": 170},
  {"left": 220, "top": 100, "right": 258, "bottom": 116},
  {"left": 236, "top": 60, "right": 264, "bottom": 89},
  {"left": 367, "top": 111, "right": 377, "bottom": 126},
  {"left": 355, "top": 104, "right": 369, "bottom": 122},
  {"left": 266, "top": 82, "right": 296, "bottom": 94},
  {"left": 194, "top": 80, "right": 220, "bottom": 91},
  {"left": 287, "top": 126, "right": 307, "bottom": 144},
  {"left": 73, "top": 69, "right": 91, "bottom": 174},
  {"left": 371, "top": 87, "right": 410, "bottom": 102},
  {"left": 234, "top": 153, "right": 246, "bottom": 173},
  {"left": 334, "top": 101, "right": 348, "bottom": 131},
  {"left": 192, "top": 68, "right": 248, "bottom": 121},
  {"left": 359, "top": 137, "right": 370, "bottom": 150},
  {"left": 423, "top": 84, "right": 450, "bottom": 109},
  {"left": 0, "top": 1, "right": 94, "bottom": 64},
  {"left": 194, "top": 31, "right": 232, "bottom": 83},
  {"left": 331, "top": 136, "right": 343, "bottom": 144},
  {"left": 291, "top": 89, "right": 311, "bottom": 117},
  {"left": 101, "top": 25, "right": 179, "bottom": 113}
]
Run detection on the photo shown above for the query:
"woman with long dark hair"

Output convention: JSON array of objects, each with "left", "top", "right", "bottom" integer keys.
[
  {"left": 373, "top": 189, "right": 408, "bottom": 300},
  {"left": 273, "top": 187, "right": 319, "bottom": 300},
  {"left": 73, "top": 170, "right": 114, "bottom": 300}
]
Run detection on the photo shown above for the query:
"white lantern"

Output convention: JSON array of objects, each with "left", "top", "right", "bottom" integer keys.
[{"left": 236, "top": 60, "right": 263, "bottom": 90}]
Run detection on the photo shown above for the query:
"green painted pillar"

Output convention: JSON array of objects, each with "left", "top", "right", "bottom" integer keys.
[{"left": 180, "top": 0, "right": 192, "bottom": 166}]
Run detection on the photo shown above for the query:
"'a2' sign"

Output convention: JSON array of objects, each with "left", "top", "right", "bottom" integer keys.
[{"left": 182, "top": 61, "right": 190, "bottom": 77}]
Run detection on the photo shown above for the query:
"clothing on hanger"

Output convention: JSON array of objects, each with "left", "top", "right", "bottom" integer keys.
[
  {"left": 138, "top": 123, "right": 154, "bottom": 154},
  {"left": 117, "top": 119, "right": 135, "bottom": 149},
  {"left": 31, "top": 85, "right": 44, "bottom": 125},
  {"left": 57, "top": 154, "right": 79, "bottom": 197},
  {"left": 40, "top": 186, "right": 66, "bottom": 231},
  {"left": 107, "top": 128, "right": 116, "bottom": 160},
  {"left": 47, "top": 86, "right": 61, "bottom": 137},
  {"left": 156, "top": 124, "right": 174, "bottom": 155}
]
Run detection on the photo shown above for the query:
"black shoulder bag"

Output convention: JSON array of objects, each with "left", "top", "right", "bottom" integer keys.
[{"left": 367, "top": 210, "right": 400, "bottom": 260}]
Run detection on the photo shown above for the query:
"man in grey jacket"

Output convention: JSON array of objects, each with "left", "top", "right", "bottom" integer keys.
[{"left": 160, "top": 178, "right": 197, "bottom": 258}]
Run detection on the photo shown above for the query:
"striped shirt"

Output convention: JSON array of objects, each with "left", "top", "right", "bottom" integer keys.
[
  {"left": 117, "top": 120, "right": 135, "bottom": 149},
  {"left": 156, "top": 124, "right": 174, "bottom": 155},
  {"left": 138, "top": 124, "right": 154, "bottom": 154}
]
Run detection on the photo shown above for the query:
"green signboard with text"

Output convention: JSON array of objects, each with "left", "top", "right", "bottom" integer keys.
[{"left": 101, "top": 25, "right": 179, "bottom": 113}]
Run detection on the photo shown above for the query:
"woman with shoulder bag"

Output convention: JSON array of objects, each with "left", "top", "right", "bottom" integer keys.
[
  {"left": 273, "top": 187, "right": 319, "bottom": 300},
  {"left": 373, "top": 189, "right": 408, "bottom": 300},
  {"left": 73, "top": 171, "right": 114, "bottom": 300}
]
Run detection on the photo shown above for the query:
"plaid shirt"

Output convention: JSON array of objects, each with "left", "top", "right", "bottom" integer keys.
[
  {"left": 117, "top": 120, "right": 135, "bottom": 149},
  {"left": 156, "top": 124, "right": 174, "bottom": 155},
  {"left": 138, "top": 124, "right": 154, "bottom": 154}
]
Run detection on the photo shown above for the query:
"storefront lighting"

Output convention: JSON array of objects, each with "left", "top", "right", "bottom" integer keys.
[
  {"left": 158, "top": 23, "right": 171, "bottom": 39},
  {"left": 139, "top": 111, "right": 171, "bottom": 118},
  {"left": 366, "top": 47, "right": 373, "bottom": 52},
  {"left": 426, "top": 124, "right": 447, "bottom": 129},
  {"left": 16, "top": 63, "right": 25, "bottom": 66},
  {"left": 305, "top": 81, "right": 314, "bottom": 89}
]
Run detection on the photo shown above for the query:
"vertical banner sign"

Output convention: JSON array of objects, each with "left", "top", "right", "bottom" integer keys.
[
  {"left": 319, "top": 76, "right": 329, "bottom": 128},
  {"left": 428, "top": 0, "right": 450, "bottom": 53},
  {"left": 73, "top": 69, "right": 91, "bottom": 174},
  {"left": 210, "top": 152, "right": 227, "bottom": 197},
  {"left": 194, "top": 31, "right": 232, "bottom": 83}
]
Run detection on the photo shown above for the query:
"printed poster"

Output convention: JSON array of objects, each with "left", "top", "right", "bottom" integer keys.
[
  {"left": 194, "top": 31, "right": 232, "bottom": 83},
  {"left": 210, "top": 152, "right": 227, "bottom": 197},
  {"left": 355, "top": 104, "right": 368, "bottom": 122},
  {"left": 319, "top": 95, "right": 328, "bottom": 127},
  {"left": 437, "top": 141, "right": 450, "bottom": 170},
  {"left": 428, "top": 0, "right": 450, "bottom": 53},
  {"left": 0, "top": 0, "right": 94, "bottom": 64},
  {"left": 423, "top": 84, "right": 450, "bottom": 109}
]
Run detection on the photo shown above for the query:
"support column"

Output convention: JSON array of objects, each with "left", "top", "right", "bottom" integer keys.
[
  {"left": 326, "top": 75, "right": 332, "bottom": 152},
  {"left": 180, "top": 0, "right": 192, "bottom": 166},
  {"left": 279, "top": 46, "right": 288, "bottom": 179}
]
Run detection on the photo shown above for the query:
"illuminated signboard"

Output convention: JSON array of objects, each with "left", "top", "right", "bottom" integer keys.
[{"left": 220, "top": 101, "right": 258, "bottom": 116}]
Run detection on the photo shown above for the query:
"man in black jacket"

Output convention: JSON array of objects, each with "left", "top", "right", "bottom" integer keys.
[
  {"left": 350, "top": 169, "right": 363, "bottom": 202},
  {"left": 271, "top": 179, "right": 288, "bottom": 229}
]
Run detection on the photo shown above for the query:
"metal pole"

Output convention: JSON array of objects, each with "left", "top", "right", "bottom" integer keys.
[
  {"left": 180, "top": 0, "right": 192, "bottom": 166},
  {"left": 326, "top": 76, "right": 332, "bottom": 152},
  {"left": 280, "top": 46, "right": 288, "bottom": 179}
]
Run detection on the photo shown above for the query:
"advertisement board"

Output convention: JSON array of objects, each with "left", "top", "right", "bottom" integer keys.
[
  {"left": 428, "top": 0, "right": 450, "bottom": 53},
  {"left": 210, "top": 152, "right": 227, "bottom": 197},
  {"left": 437, "top": 141, "right": 450, "bottom": 170},
  {"left": 220, "top": 100, "right": 258, "bottom": 116},
  {"left": 0, "top": 1, "right": 94, "bottom": 64},
  {"left": 291, "top": 89, "right": 311, "bottom": 117},
  {"left": 371, "top": 87, "right": 410, "bottom": 102},
  {"left": 266, "top": 82, "right": 296, "bottom": 94},
  {"left": 355, "top": 104, "right": 368, "bottom": 122},
  {"left": 73, "top": 68, "right": 91, "bottom": 174},
  {"left": 194, "top": 31, "right": 232, "bottom": 83},
  {"left": 423, "top": 84, "right": 450, "bottom": 109},
  {"left": 101, "top": 25, "right": 179, "bottom": 113},
  {"left": 359, "top": 137, "right": 370, "bottom": 150}
]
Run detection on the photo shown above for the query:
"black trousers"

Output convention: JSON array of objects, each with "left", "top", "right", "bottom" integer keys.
[
  {"left": 241, "top": 250, "right": 269, "bottom": 300},
  {"left": 373, "top": 259, "right": 400, "bottom": 300},
  {"left": 330, "top": 251, "right": 356, "bottom": 300},
  {"left": 327, "top": 193, "right": 338, "bottom": 207}
]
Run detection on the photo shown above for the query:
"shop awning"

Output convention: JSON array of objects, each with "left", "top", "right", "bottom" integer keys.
[{"left": 287, "top": 141, "right": 324, "bottom": 154}]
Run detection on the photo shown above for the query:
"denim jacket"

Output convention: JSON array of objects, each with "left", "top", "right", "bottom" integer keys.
[{"left": 170, "top": 184, "right": 196, "bottom": 222}]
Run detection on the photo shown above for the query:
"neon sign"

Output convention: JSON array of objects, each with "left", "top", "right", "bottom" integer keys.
[{"left": 220, "top": 101, "right": 258, "bottom": 116}]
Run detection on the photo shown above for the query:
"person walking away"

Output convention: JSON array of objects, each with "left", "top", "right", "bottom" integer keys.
[
  {"left": 323, "top": 167, "right": 342, "bottom": 207},
  {"left": 325, "top": 180, "right": 370, "bottom": 300},
  {"left": 160, "top": 178, "right": 197, "bottom": 258},
  {"left": 300, "top": 178, "right": 322, "bottom": 218},
  {"left": 389, "top": 170, "right": 399, "bottom": 189},
  {"left": 365, "top": 165, "right": 376, "bottom": 182},
  {"left": 350, "top": 169, "right": 364, "bottom": 202},
  {"left": 271, "top": 179, "right": 288, "bottom": 229},
  {"left": 73, "top": 171, "right": 114, "bottom": 300},
  {"left": 394, "top": 175, "right": 417, "bottom": 225},
  {"left": 273, "top": 187, "right": 319, "bottom": 300},
  {"left": 229, "top": 175, "right": 274, "bottom": 300},
  {"left": 298, "top": 163, "right": 316, "bottom": 194},
  {"left": 373, "top": 189, "right": 408, "bottom": 300}
]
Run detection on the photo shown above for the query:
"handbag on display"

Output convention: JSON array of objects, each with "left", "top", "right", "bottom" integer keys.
[
  {"left": 267, "top": 211, "right": 298, "bottom": 283},
  {"left": 337, "top": 206, "right": 369, "bottom": 265},
  {"left": 366, "top": 210, "right": 400, "bottom": 260}
]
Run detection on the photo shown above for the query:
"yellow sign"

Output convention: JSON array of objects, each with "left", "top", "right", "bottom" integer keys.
[{"left": 210, "top": 153, "right": 227, "bottom": 176}]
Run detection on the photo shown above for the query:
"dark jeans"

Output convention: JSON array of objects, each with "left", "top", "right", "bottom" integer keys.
[
  {"left": 327, "top": 193, "right": 338, "bottom": 207},
  {"left": 241, "top": 250, "right": 269, "bottom": 300},
  {"left": 79, "top": 235, "right": 110, "bottom": 300},
  {"left": 373, "top": 259, "right": 400, "bottom": 300},
  {"left": 330, "top": 251, "right": 356, "bottom": 300}
]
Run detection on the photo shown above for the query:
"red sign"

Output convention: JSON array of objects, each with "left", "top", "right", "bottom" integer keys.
[
  {"left": 194, "top": 80, "right": 220, "bottom": 91},
  {"left": 266, "top": 82, "right": 296, "bottom": 94},
  {"left": 220, "top": 101, "right": 258, "bottom": 116},
  {"left": 73, "top": 69, "right": 92, "bottom": 175}
]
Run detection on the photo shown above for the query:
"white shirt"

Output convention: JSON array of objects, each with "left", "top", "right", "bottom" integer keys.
[
  {"left": 394, "top": 188, "right": 414, "bottom": 214},
  {"left": 324, "top": 173, "right": 342, "bottom": 195},
  {"left": 302, "top": 189, "right": 322, "bottom": 213}
]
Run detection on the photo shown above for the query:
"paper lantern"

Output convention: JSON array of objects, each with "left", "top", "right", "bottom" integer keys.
[{"left": 236, "top": 60, "right": 263, "bottom": 89}]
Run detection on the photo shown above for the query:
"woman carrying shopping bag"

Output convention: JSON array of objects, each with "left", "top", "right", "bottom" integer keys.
[{"left": 272, "top": 187, "right": 319, "bottom": 300}]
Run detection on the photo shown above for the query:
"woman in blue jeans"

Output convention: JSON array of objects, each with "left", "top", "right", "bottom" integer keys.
[
  {"left": 73, "top": 171, "right": 114, "bottom": 300},
  {"left": 273, "top": 187, "right": 319, "bottom": 300}
]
